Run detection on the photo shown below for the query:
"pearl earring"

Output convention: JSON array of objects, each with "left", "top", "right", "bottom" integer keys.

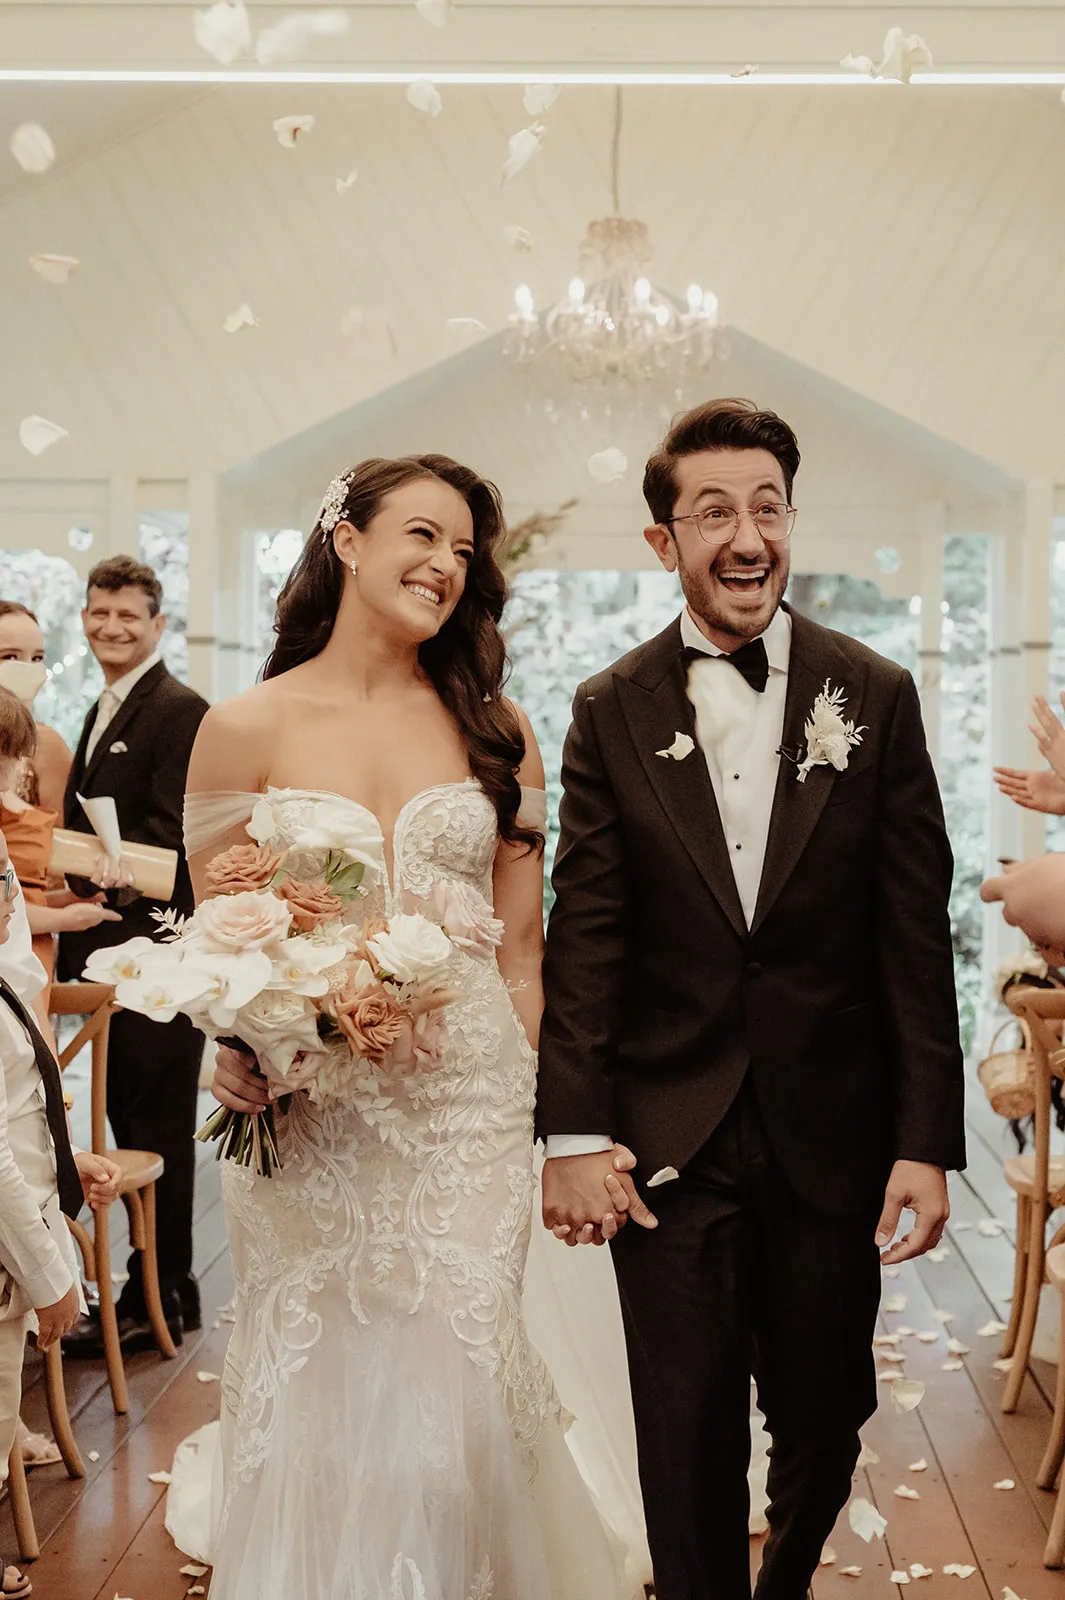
[{"left": 348, "top": 560, "right": 357, "bottom": 578}]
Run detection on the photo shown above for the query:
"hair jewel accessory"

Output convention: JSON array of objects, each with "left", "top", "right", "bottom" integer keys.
[{"left": 318, "top": 471, "right": 353, "bottom": 538}]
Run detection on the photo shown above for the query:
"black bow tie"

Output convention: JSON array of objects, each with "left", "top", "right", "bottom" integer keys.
[{"left": 683, "top": 636, "right": 770, "bottom": 695}]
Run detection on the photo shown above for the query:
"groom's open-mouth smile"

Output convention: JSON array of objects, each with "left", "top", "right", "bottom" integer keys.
[{"left": 715, "top": 563, "right": 770, "bottom": 596}]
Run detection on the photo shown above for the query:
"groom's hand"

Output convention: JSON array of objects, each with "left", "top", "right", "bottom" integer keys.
[
  {"left": 875, "top": 1160, "right": 949, "bottom": 1265},
  {"left": 543, "top": 1150, "right": 658, "bottom": 1246}
]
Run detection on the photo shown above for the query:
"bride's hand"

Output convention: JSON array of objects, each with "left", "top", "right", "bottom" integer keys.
[
  {"left": 603, "top": 1145, "right": 659, "bottom": 1233},
  {"left": 213, "top": 1044, "right": 268, "bottom": 1115}
]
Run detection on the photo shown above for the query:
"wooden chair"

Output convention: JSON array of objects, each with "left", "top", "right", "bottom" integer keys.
[
  {"left": 6, "top": 1434, "right": 38, "bottom": 1563},
  {"left": 1000, "top": 987, "right": 1065, "bottom": 1415},
  {"left": 51, "top": 982, "right": 176, "bottom": 1418}
]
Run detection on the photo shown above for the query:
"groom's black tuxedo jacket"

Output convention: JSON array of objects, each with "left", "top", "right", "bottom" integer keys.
[{"left": 536, "top": 606, "right": 966, "bottom": 1214}]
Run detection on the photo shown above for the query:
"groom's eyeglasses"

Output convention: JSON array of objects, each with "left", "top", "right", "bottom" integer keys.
[{"left": 666, "top": 503, "right": 797, "bottom": 547}]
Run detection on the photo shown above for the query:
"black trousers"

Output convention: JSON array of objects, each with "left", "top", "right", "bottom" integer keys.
[
  {"left": 104, "top": 1007, "right": 202, "bottom": 1312},
  {"left": 610, "top": 1077, "right": 881, "bottom": 1600}
]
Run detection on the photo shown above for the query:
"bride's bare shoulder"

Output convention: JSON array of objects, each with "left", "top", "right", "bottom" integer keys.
[{"left": 188, "top": 676, "right": 297, "bottom": 791}]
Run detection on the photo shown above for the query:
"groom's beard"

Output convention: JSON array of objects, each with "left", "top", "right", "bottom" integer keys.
[{"left": 677, "top": 545, "right": 790, "bottom": 646}]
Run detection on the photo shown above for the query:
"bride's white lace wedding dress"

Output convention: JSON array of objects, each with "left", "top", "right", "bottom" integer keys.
[{"left": 182, "top": 781, "right": 630, "bottom": 1600}]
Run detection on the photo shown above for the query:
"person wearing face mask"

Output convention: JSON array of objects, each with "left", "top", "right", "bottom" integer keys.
[{"left": 0, "top": 602, "right": 120, "bottom": 989}]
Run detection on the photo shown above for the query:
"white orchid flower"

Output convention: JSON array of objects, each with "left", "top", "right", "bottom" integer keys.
[
  {"left": 269, "top": 937, "right": 349, "bottom": 996},
  {"left": 115, "top": 965, "right": 212, "bottom": 1025},
  {"left": 83, "top": 936, "right": 167, "bottom": 986},
  {"left": 182, "top": 949, "right": 273, "bottom": 1030}
]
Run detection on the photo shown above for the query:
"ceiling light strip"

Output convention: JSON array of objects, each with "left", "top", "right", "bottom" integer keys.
[{"left": 0, "top": 69, "right": 1062, "bottom": 87}]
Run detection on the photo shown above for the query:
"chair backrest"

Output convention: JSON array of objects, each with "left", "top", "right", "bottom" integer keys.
[
  {"left": 48, "top": 981, "right": 115, "bottom": 1156},
  {"left": 1008, "top": 986, "right": 1065, "bottom": 1213}
]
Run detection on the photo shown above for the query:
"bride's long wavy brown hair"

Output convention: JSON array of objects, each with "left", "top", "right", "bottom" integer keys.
[{"left": 263, "top": 454, "right": 542, "bottom": 855}]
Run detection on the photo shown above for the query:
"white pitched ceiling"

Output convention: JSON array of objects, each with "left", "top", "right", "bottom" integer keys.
[{"left": 1, "top": 75, "right": 1064, "bottom": 483}]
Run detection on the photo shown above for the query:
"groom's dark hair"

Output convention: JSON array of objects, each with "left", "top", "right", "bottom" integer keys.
[{"left": 643, "top": 398, "right": 801, "bottom": 526}]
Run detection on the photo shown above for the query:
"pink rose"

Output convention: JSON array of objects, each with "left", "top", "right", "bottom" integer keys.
[
  {"left": 197, "top": 890, "right": 292, "bottom": 953},
  {"left": 433, "top": 881, "right": 504, "bottom": 963},
  {"left": 412, "top": 1007, "right": 448, "bottom": 1071}
]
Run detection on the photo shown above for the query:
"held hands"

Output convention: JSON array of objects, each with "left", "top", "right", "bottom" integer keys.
[
  {"left": 213, "top": 1043, "right": 268, "bottom": 1116},
  {"left": 34, "top": 1282, "right": 81, "bottom": 1350},
  {"left": 542, "top": 1146, "right": 658, "bottom": 1247},
  {"left": 74, "top": 1150, "right": 121, "bottom": 1209},
  {"left": 90, "top": 853, "right": 134, "bottom": 891},
  {"left": 875, "top": 1160, "right": 949, "bottom": 1265}
]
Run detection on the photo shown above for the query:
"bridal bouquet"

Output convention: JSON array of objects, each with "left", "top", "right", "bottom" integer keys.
[{"left": 83, "top": 825, "right": 503, "bottom": 1176}]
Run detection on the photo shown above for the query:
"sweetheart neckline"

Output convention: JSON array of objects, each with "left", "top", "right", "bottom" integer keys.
[{"left": 262, "top": 778, "right": 484, "bottom": 845}]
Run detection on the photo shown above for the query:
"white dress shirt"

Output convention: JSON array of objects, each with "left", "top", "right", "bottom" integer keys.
[
  {"left": 0, "top": 998, "right": 79, "bottom": 1316},
  {"left": 0, "top": 891, "right": 46, "bottom": 1009},
  {"left": 545, "top": 606, "right": 792, "bottom": 1159},
  {"left": 83, "top": 649, "right": 161, "bottom": 762}
]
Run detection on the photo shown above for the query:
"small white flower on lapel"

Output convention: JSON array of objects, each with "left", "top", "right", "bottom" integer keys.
[
  {"left": 647, "top": 1166, "right": 679, "bottom": 1188},
  {"left": 109, "top": 740, "right": 128, "bottom": 754},
  {"left": 656, "top": 733, "right": 695, "bottom": 762},
  {"left": 795, "top": 682, "right": 865, "bottom": 784}
]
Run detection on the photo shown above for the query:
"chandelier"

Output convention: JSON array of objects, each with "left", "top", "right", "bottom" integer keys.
[{"left": 504, "top": 89, "right": 720, "bottom": 387}]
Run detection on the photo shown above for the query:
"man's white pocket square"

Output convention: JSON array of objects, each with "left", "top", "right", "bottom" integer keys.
[
  {"left": 655, "top": 733, "right": 694, "bottom": 762},
  {"left": 109, "top": 740, "right": 128, "bottom": 754},
  {"left": 647, "top": 1166, "right": 679, "bottom": 1188}
]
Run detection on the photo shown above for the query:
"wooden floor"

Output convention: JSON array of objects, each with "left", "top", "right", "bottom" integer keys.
[{"left": 6, "top": 1061, "right": 1065, "bottom": 1599}]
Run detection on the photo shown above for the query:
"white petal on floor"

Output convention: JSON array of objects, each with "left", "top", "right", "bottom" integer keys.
[
  {"left": 910, "top": 1565, "right": 935, "bottom": 1579},
  {"left": 407, "top": 79, "right": 443, "bottom": 116},
  {"left": 879, "top": 1370, "right": 903, "bottom": 1383},
  {"left": 196, "top": 1370, "right": 221, "bottom": 1383},
  {"left": 883, "top": 1267, "right": 900, "bottom": 1278},
  {"left": 29, "top": 253, "right": 79, "bottom": 284},
  {"left": 848, "top": 1496, "right": 887, "bottom": 1542},
  {"left": 223, "top": 303, "right": 258, "bottom": 333},
  {"left": 891, "top": 1378, "right": 926, "bottom": 1412},
  {"left": 927, "top": 1247, "right": 950, "bottom": 1262},
  {"left": 87, "top": 1450, "right": 100, "bottom": 1462},
  {"left": 820, "top": 1546, "right": 837, "bottom": 1566},
  {"left": 946, "top": 1339, "right": 971, "bottom": 1355},
  {"left": 953, "top": 1221, "right": 973, "bottom": 1231},
  {"left": 943, "top": 1565, "right": 977, "bottom": 1579},
  {"left": 840, "top": 1567, "right": 863, "bottom": 1577},
  {"left": 932, "top": 1309, "right": 955, "bottom": 1323},
  {"left": 588, "top": 448, "right": 628, "bottom": 483},
  {"left": 273, "top": 114, "right": 315, "bottom": 147},
  {"left": 879, "top": 1350, "right": 907, "bottom": 1364},
  {"left": 180, "top": 1565, "right": 209, "bottom": 1578},
  {"left": 9, "top": 123, "right": 55, "bottom": 174},
  {"left": 978, "top": 1320, "right": 1009, "bottom": 1337},
  {"left": 908, "top": 1459, "right": 928, "bottom": 1472},
  {"left": 891, "top": 1571, "right": 912, "bottom": 1585},
  {"left": 856, "top": 1443, "right": 880, "bottom": 1468},
  {"left": 873, "top": 1334, "right": 902, "bottom": 1347},
  {"left": 978, "top": 1219, "right": 1006, "bottom": 1238},
  {"left": 992, "top": 1357, "right": 1014, "bottom": 1373},
  {"left": 148, "top": 1469, "right": 172, "bottom": 1484},
  {"left": 894, "top": 1485, "right": 920, "bottom": 1500},
  {"left": 917, "top": 1332, "right": 939, "bottom": 1344},
  {"left": 19, "top": 414, "right": 68, "bottom": 455},
  {"left": 523, "top": 83, "right": 560, "bottom": 114},
  {"left": 193, "top": 0, "right": 251, "bottom": 62},
  {"left": 1003, "top": 1588, "right": 1025, "bottom": 1600},
  {"left": 942, "top": 1360, "right": 964, "bottom": 1372},
  {"left": 896, "top": 1326, "right": 916, "bottom": 1338},
  {"left": 884, "top": 1293, "right": 908, "bottom": 1313},
  {"left": 993, "top": 1479, "right": 1015, "bottom": 1490}
]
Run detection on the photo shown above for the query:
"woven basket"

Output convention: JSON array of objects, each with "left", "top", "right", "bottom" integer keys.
[{"left": 977, "top": 1018, "right": 1035, "bottom": 1119}]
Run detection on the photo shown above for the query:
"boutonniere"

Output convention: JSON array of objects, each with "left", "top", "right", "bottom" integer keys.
[
  {"left": 656, "top": 732, "right": 695, "bottom": 762},
  {"left": 792, "top": 681, "right": 865, "bottom": 784},
  {"left": 109, "top": 740, "right": 128, "bottom": 754}
]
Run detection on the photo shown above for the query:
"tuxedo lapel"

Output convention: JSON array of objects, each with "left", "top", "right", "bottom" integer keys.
[
  {"left": 78, "top": 661, "right": 166, "bottom": 794},
  {"left": 617, "top": 624, "right": 747, "bottom": 941},
  {"left": 750, "top": 610, "right": 866, "bottom": 934}
]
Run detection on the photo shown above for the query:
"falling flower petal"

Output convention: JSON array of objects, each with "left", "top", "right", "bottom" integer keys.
[
  {"left": 273, "top": 114, "right": 315, "bottom": 147},
  {"left": 19, "top": 414, "right": 68, "bottom": 455},
  {"left": 148, "top": 1469, "right": 172, "bottom": 1484},
  {"left": 842, "top": 27, "right": 932, "bottom": 83},
  {"left": 942, "top": 1360, "right": 964, "bottom": 1372},
  {"left": 503, "top": 223, "right": 534, "bottom": 251},
  {"left": 731, "top": 63, "right": 759, "bottom": 77},
  {"left": 978, "top": 1219, "right": 1006, "bottom": 1237},
  {"left": 873, "top": 1334, "right": 901, "bottom": 1347},
  {"left": 894, "top": 1485, "right": 920, "bottom": 1500},
  {"left": 196, "top": 1370, "right": 221, "bottom": 1383},
  {"left": 896, "top": 1326, "right": 916, "bottom": 1338},
  {"left": 879, "top": 1350, "right": 907, "bottom": 1364},
  {"left": 927, "top": 1246, "right": 950, "bottom": 1262},
  {"left": 841, "top": 1567, "right": 863, "bottom": 1578},
  {"left": 849, "top": 1497, "right": 887, "bottom": 1542},
  {"left": 917, "top": 1332, "right": 939, "bottom": 1344},
  {"left": 9, "top": 123, "right": 55, "bottom": 174},
  {"left": 946, "top": 1338, "right": 971, "bottom": 1355},
  {"left": 647, "top": 1163, "right": 681, "bottom": 1184},
  {"left": 88, "top": 1450, "right": 100, "bottom": 1462},
  {"left": 910, "top": 1567, "right": 935, "bottom": 1580},
  {"left": 994, "top": 1479, "right": 1015, "bottom": 1490},
  {"left": 891, "top": 1378, "right": 926, "bottom": 1413},
  {"left": 407, "top": 79, "right": 443, "bottom": 116},
  {"left": 29, "top": 253, "right": 79, "bottom": 284},
  {"left": 588, "top": 447, "right": 628, "bottom": 484},
  {"left": 523, "top": 83, "right": 560, "bottom": 114},
  {"left": 943, "top": 1565, "right": 977, "bottom": 1579},
  {"left": 909, "top": 1459, "right": 928, "bottom": 1472},
  {"left": 502, "top": 123, "right": 545, "bottom": 184},
  {"left": 932, "top": 1309, "right": 955, "bottom": 1323},
  {"left": 335, "top": 168, "right": 358, "bottom": 194},
  {"left": 891, "top": 1572, "right": 912, "bottom": 1585},
  {"left": 223, "top": 303, "right": 258, "bottom": 333},
  {"left": 193, "top": 0, "right": 250, "bottom": 62},
  {"left": 256, "top": 9, "right": 348, "bottom": 63},
  {"left": 857, "top": 1443, "right": 880, "bottom": 1468},
  {"left": 820, "top": 1546, "right": 837, "bottom": 1566},
  {"left": 884, "top": 1293, "right": 908, "bottom": 1313},
  {"left": 415, "top": 0, "right": 453, "bottom": 22},
  {"left": 180, "top": 1566, "right": 209, "bottom": 1578},
  {"left": 978, "top": 1320, "right": 1009, "bottom": 1337}
]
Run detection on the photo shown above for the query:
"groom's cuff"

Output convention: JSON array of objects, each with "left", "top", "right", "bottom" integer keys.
[{"left": 544, "top": 1134, "right": 614, "bottom": 1159}]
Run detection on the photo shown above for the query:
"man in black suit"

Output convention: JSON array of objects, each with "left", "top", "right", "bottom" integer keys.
[
  {"left": 59, "top": 555, "right": 209, "bottom": 1351},
  {"left": 537, "top": 400, "right": 965, "bottom": 1600}
]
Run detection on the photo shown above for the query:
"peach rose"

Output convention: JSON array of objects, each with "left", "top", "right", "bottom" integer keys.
[
  {"left": 330, "top": 983, "right": 407, "bottom": 1062},
  {"left": 279, "top": 877, "right": 345, "bottom": 932},
  {"left": 205, "top": 842, "right": 285, "bottom": 896},
  {"left": 197, "top": 890, "right": 292, "bottom": 953}
]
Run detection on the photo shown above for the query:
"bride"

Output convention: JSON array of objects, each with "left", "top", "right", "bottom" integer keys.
[{"left": 182, "top": 454, "right": 634, "bottom": 1600}]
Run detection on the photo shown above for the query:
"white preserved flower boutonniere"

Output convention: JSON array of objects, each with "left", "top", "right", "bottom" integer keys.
[
  {"left": 795, "top": 681, "right": 865, "bottom": 784},
  {"left": 656, "top": 732, "right": 695, "bottom": 762}
]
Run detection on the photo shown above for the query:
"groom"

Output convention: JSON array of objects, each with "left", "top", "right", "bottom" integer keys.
[{"left": 537, "top": 398, "right": 965, "bottom": 1600}]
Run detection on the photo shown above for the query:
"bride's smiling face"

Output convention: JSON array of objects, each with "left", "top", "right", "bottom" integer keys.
[{"left": 334, "top": 479, "right": 476, "bottom": 642}]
